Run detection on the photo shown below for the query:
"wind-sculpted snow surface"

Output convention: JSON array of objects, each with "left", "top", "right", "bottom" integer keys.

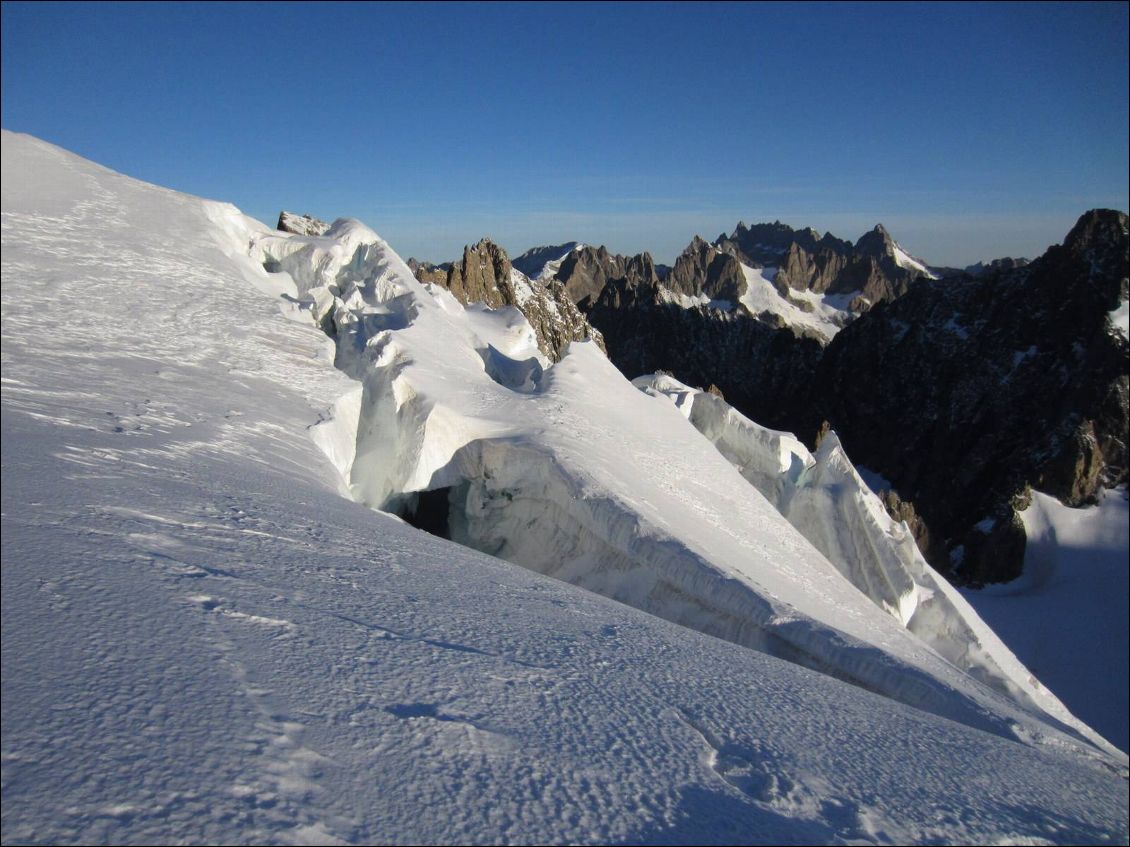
[
  {"left": 3, "top": 131, "right": 1128, "bottom": 845},
  {"left": 250, "top": 197, "right": 1121, "bottom": 760},
  {"left": 634, "top": 375, "right": 1105, "bottom": 748}
]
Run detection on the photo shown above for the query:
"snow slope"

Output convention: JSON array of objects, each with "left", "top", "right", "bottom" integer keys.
[
  {"left": 2, "top": 131, "right": 1128, "bottom": 845},
  {"left": 658, "top": 265, "right": 855, "bottom": 342},
  {"left": 892, "top": 242, "right": 940, "bottom": 279},
  {"left": 513, "top": 241, "right": 584, "bottom": 281},
  {"left": 963, "top": 487, "right": 1130, "bottom": 753}
]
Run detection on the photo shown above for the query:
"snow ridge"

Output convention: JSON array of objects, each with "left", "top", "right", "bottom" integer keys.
[{"left": 634, "top": 374, "right": 1105, "bottom": 746}]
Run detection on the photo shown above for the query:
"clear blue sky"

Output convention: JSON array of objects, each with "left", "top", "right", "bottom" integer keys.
[{"left": 3, "top": 1, "right": 1127, "bottom": 266}]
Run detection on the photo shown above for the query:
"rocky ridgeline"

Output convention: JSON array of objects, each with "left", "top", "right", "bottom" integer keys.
[
  {"left": 410, "top": 239, "right": 604, "bottom": 363},
  {"left": 562, "top": 210, "right": 1128, "bottom": 584},
  {"left": 524, "top": 219, "right": 934, "bottom": 327},
  {"left": 280, "top": 207, "right": 1126, "bottom": 585},
  {"left": 553, "top": 245, "right": 662, "bottom": 308},
  {"left": 723, "top": 221, "right": 925, "bottom": 309},
  {"left": 665, "top": 236, "right": 746, "bottom": 302}
]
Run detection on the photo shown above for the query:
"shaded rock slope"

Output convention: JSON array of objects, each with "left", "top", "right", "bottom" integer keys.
[
  {"left": 582, "top": 210, "right": 1129, "bottom": 584},
  {"left": 809, "top": 209, "right": 1129, "bottom": 584}
]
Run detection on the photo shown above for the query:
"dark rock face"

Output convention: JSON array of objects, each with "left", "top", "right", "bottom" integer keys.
[
  {"left": 715, "top": 220, "right": 830, "bottom": 267},
  {"left": 277, "top": 211, "right": 330, "bottom": 236},
  {"left": 808, "top": 209, "right": 1129, "bottom": 584},
  {"left": 412, "top": 239, "right": 605, "bottom": 362},
  {"left": 774, "top": 238, "right": 853, "bottom": 296},
  {"left": 585, "top": 209, "right": 1127, "bottom": 586},
  {"left": 667, "top": 236, "right": 747, "bottom": 301},
  {"left": 713, "top": 220, "right": 925, "bottom": 310},
  {"left": 587, "top": 276, "right": 823, "bottom": 434},
  {"left": 554, "top": 245, "right": 657, "bottom": 308},
  {"left": 964, "top": 257, "right": 1031, "bottom": 277}
]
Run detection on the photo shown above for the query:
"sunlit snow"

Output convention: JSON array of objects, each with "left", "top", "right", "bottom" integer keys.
[{"left": 736, "top": 265, "right": 854, "bottom": 340}]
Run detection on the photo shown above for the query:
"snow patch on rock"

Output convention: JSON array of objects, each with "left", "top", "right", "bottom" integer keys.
[{"left": 737, "top": 265, "right": 854, "bottom": 341}]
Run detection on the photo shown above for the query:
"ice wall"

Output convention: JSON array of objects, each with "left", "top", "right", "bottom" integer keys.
[{"left": 634, "top": 374, "right": 1097, "bottom": 745}]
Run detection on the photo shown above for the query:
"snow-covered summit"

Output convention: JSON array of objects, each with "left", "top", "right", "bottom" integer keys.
[{"left": 2, "top": 130, "right": 1127, "bottom": 844}]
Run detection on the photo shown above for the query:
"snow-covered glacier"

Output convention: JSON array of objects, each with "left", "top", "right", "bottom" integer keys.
[
  {"left": 249, "top": 203, "right": 1116, "bottom": 757},
  {"left": 2, "top": 130, "right": 1127, "bottom": 845}
]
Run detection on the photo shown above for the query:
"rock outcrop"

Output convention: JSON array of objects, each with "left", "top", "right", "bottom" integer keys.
[
  {"left": 552, "top": 245, "right": 662, "bottom": 308},
  {"left": 412, "top": 239, "right": 605, "bottom": 362},
  {"left": 406, "top": 258, "right": 450, "bottom": 287},
  {"left": 277, "top": 211, "right": 329, "bottom": 236},
  {"left": 666, "top": 236, "right": 746, "bottom": 301},
  {"left": 713, "top": 220, "right": 927, "bottom": 310}
]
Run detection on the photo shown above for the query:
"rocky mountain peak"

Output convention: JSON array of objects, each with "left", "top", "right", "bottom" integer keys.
[
  {"left": 408, "top": 238, "right": 604, "bottom": 362},
  {"left": 450, "top": 238, "right": 512, "bottom": 307},
  {"left": 1062, "top": 209, "right": 1130, "bottom": 296},
  {"left": 854, "top": 224, "right": 896, "bottom": 258},
  {"left": 716, "top": 221, "right": 850, "bottom": 275},
  {"left": 553, "top": 245, "right": 630, "bottom": 307},
  {"left": 1064, "top": 208, "right": 1129, "bottom": 250},
  {"left": 668, "top": 235, "right": 745, "bottom": 301}
]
